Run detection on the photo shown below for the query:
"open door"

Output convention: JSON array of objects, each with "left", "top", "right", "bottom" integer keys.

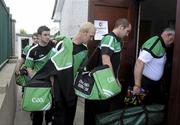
[{"left": 88, "top": 0, "right": 138, "bottom": 87}]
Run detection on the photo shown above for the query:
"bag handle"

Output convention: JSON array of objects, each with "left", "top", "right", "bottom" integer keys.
[
  {"left": 122, "top": 89, "right": 149, "bottom": 125},
  {"left": 79, "top": 34, "right": 122, "bottom": 77},
  {"left": 78, "top": 44, "right": 100, "bottom": 72}
]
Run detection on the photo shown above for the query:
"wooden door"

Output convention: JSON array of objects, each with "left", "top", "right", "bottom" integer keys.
[
  {"left": 167, "top": 0, "right": 180, "bottom": 124},
  {"left": 88, "top": 0, "right": 138, "bottom": 86}
]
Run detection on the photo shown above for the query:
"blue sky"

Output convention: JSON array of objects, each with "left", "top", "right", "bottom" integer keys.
[{"left": 4, "top": 0, "right": 59, "bottom": 34}]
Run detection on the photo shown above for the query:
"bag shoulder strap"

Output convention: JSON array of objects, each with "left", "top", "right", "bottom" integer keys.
[{"left": 79, "top": 44, "right": 100, "bottom": 71}]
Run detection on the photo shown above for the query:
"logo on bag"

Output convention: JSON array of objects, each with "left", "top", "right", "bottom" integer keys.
[
  {"left": 32, "top": 97, "right": 44, "bottom": 103},
  {"left": 107, "top": 76, "right": 115, "bottom": 83},
  {"left": 74, "top": 74, "right": 94, "bottom": 95},
  {"left": 78, "top": 79, "right": 89, "bottom": 92}
]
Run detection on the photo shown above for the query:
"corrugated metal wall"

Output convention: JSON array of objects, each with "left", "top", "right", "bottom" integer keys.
[{"left": 0, "top": 0, "right": 12, "bottom": 69}]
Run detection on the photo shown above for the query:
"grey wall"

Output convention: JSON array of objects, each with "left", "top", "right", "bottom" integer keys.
[{"left": 0, "top": 61, "right": 17, "bottom": 125}]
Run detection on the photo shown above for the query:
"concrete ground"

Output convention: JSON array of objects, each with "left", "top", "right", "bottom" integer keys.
[{"left": 14, "top": 86, "right": 84, "bottom": 125}]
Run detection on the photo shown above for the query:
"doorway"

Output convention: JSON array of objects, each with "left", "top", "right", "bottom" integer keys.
[
  {"left": 138, "top": 0, "right": 177, "bottom": 122},
  {"left": 21, "top": 38, "right": 29, "bottom": 53},
  {"left": 139, "top": 0, "right": 176, "bottom": 46},
  {"left": 88, "top": 0, "right": 138, "bottom": 86}
]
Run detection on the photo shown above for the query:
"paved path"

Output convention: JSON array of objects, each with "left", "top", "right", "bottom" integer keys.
[
  {"left": 14, "top": 86, "right": 84, "bottom": 125},
  {"left": 14, "top": 86, "right": 32, "bottom": 125}
]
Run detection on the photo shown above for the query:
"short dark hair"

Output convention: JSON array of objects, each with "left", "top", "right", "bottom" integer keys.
[
  {"left": 114, "top": 18, "right": 130, "bottom": 29},
  {"left": 37, "top": 26, "right": 50, "bottom": 35},
  {"left": 32, "top": 32, "right": 38, "bottom": 38}
]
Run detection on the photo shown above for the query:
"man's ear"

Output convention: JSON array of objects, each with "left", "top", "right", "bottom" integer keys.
[
  {"left": 119, "top": 25, "right": 125, "bottom": 30},
  {"left": 37, "top": 34, "right": 41, "bottom": 40}
]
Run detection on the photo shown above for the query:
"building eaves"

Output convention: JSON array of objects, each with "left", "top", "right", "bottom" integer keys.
[
  {"left": 51, "top": 0, "right": 58, "bottom": 20},
  {"left": 51, "top": 0, "right": 65, "bottom": 22}
]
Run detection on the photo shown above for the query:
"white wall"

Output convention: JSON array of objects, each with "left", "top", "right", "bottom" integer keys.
[{"left": 60, "top": 0, "right": 88, "bottom": 38}]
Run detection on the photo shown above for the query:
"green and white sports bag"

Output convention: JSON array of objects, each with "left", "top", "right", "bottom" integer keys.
[
  {"left": 74, "top": 65, "right": 121, "bottom": 100},
  {"left": 92, "top": 66, "right": 122, "bottom": 99},
  {"left": 22, "top": 80, "right": 52, "bottom": 111}
]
